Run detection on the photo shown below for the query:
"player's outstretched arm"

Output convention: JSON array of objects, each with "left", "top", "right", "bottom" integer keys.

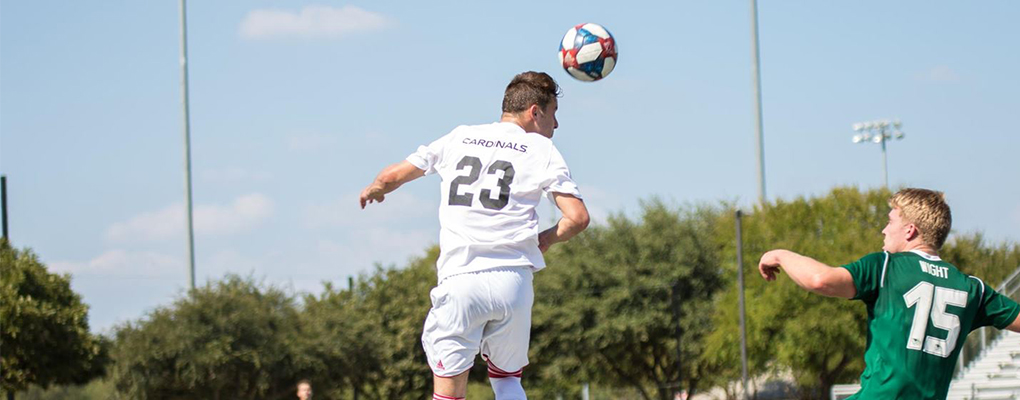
[
  {"left": 538, "top": 193, "right": 590, "bottom": 253},
  {"left": 359, "top": 160, "right": 426, "bottom": 209},
  {"left": 1007, "top": 314, "right": 1020, "bottom": 333},
  {"left": 758, "top": 249, "right": 857, "bottom": 299}
]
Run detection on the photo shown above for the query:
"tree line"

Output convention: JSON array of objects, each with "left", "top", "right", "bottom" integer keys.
[{"left": 4, "top": 187, "right": 1019, "bottom": 400}]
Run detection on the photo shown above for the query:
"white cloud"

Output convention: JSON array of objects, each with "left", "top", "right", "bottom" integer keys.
[
  {"left": 49, "top": 249, "right": 183, "bottom": 277},
  {"left": 199, "top": 167, "right": 272, "bottom": 184},
  {"left": 916, "top": 65, "right": 960, "bottom": 82},
  {"left": 106, "top": 193, "right": 274, "bottom": 242},
  {"left": 196, "top": 193, "right": 274, "bottom": 235},
  {"left": 105, "top": 205, "right": 181, "bottom": 242},
  {"left": 239, "top": 5, "right": 394, "bottom": 40}
]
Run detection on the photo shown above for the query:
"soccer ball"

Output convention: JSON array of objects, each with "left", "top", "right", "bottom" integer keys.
[{"left": 558, "top": 23, "right": 618, "bottom": 82}]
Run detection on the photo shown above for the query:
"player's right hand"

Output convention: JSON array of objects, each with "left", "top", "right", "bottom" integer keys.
[{"left": 758, "top": 250, "right": 784, "bottom": 281}]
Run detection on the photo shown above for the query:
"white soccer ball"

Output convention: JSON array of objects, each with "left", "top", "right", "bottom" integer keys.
[{"left": 558, "top": 23, "right": 618, "bottom": 82}]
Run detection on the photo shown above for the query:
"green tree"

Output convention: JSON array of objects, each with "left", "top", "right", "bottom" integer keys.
[
  {"left": 704, "top": 188, "right": 886, "bottom": 399},
  {"left": 941, "top": 233, "right": 1020, "bottom": 288},
  {"left": 301, "top": 247, "right": 439, "bottom": 400},
  {"left": 109, "top": 275, "right": 305, "bottom": 400},
  {"left": 1, "top": 239, "right": 108, "bottom": 397},
  {"left": 299, "top": 278, "right": 384, "bottom": 400},
  {"left": 530, "top": 200, "right": 725, "bottom": 400},
  {"left": 357, "top": 249, "right": 437, "bottom": 399},
  {"left": 18, "top": 379, "right": 121, "bottom": 400}
]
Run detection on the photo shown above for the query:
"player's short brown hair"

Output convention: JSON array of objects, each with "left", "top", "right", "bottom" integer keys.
[
  {"left": 502, "top": 71, "right": 562, "bottom": 113},
  {"left": 889, "top": 188, "right": 952, "bottom": 249}
]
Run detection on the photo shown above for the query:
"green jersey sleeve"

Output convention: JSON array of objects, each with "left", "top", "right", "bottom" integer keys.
[
  {"left": 840, "top": 252, "right": 888, "bottom": 303},
  {"left": 973, "top": 280, "right": 1020, "bottom": 330}
]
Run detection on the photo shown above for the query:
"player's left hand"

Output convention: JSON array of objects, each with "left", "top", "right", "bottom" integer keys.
[
  {"left": 538, "top": 229, "right": 553, "bottom": 253},
  {"left": 758, "top": 250, "right": 784, "bottom": 281}
]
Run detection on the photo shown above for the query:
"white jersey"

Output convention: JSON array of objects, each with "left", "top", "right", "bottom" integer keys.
[{"left": 406, "top": 122, "right": 582, "bottom": 282}]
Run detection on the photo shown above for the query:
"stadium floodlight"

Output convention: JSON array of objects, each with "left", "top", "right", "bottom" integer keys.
[
  {"left": 851, "top": 133, "right": 873, "bottom": 144},
  {"left": 851, "top": 119, "right": 906, "bottom": 189}
]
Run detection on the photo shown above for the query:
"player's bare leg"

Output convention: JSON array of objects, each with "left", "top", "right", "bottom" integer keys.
[{"left": 433, "top": 371, "right": 469, "bottom": 400}]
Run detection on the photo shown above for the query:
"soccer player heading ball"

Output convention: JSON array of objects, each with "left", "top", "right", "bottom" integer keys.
[
  {"left": 758, "top": 188, "right": 1020, "bottom": 399},
  {"left": 360, "top": 71, "right": 590, "bottom": 400}
]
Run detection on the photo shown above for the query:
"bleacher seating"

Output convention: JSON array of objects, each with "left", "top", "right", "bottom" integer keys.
[{"left": 945, "top": 331, "right": 1020, "bottom": 400}]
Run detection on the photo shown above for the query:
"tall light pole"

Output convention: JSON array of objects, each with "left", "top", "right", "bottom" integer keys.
[
  {"left": 851, "top": 119, "right": 905, "bottom": 190},
  {"left": 2, "top": 175, "right": 8, "bottom": 240},
  {"left": 179, "top": 0, "right": 196, "bottom": 291},
  {"left": 750, "top": 0, "right": 767, "bottom": 203},
  {"left": 735, "top": 210, "right": 749, "bottom": 399}
]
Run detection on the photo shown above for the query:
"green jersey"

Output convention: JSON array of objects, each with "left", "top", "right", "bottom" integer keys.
[{"left": 842, "top": 250, "right": 1020, "bottom": 400}]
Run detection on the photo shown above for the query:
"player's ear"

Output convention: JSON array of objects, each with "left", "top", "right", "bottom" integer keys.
[
  {"left": 530, "top": 104, "right": 540, "bottom": 118},
  {"left": 906, "top": 224, "right": 920, "bottom": 242}
]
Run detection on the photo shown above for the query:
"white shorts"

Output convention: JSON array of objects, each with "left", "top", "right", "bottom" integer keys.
[{"left": 421, "top": 266, "right": 534, "bottom": 377}]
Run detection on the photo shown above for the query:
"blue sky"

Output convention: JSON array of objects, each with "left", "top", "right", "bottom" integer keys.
[{"left": 2, "top": 1, "right": 1018, "bottom": 333}]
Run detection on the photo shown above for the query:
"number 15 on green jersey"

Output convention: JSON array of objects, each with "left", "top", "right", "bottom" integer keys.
[{"left": 842, "top": 251, "right": 1020, "bottom": 399}]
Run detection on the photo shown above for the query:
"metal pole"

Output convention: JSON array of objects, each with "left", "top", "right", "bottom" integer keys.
[
  {"left": 672, "top": 281, "right": 684, "bottom": 397},
  {"left": 1, "top": 175, "right": 8, "bottom": 239},
  {"left": 880, "top": 136, "right": 889, "bottom": 190},
  {"left": 581, "top": 382, "right": 590, "bottom": 400},
  {"left": 736, "top": 210, "right": 749, "bottom": 399},
  {"left": 179, "top": 0, "right": 196, "bottom": 291},
  {"left": 750, "top": 0, "right": 767, "bottom": 203}
]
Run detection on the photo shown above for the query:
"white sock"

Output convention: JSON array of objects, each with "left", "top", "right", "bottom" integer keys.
[{"left": 489, "top": 376, "right": 526, "bottom": 400}]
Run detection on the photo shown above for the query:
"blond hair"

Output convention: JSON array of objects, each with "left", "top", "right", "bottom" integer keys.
[{"left": 889, "top": 188, "right": 952, "bottom": 249}]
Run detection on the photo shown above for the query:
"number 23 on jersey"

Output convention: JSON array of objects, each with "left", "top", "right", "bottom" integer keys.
[{"left": 448, "top": 155, "right": 515, "bottom": 211}]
